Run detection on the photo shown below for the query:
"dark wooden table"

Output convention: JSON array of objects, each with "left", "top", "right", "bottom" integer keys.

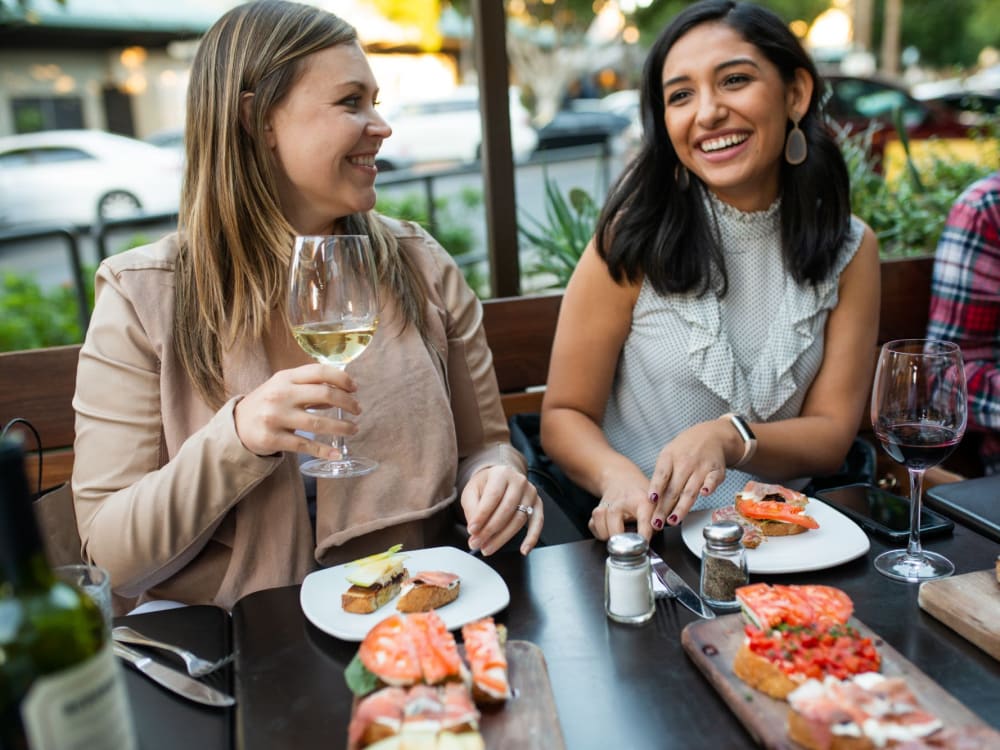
[
  {"left": 114, "top": 604, "right": 233, "bottom": 750},
  {"left": 220, "top": 524, "right": 1000, "bottom": 749}
]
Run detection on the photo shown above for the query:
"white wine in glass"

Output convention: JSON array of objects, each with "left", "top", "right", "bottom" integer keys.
[
  {"left": 870, "top": 338, "right": 967, "bottom": 581},
  {"left": 288, "top": 235, "right": 379, "bottom": 478}
]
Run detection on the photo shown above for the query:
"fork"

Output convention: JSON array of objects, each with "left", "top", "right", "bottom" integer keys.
[{"left": 111, "top": 626, "right": 233, "bottom": 677}]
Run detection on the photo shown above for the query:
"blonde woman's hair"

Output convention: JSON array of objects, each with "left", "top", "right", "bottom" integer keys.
[{"left": 177, "top": 0, "right": 427, "bottom": 408}]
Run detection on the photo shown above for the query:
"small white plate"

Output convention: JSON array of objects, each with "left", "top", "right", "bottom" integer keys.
[
  {"left": 681, "top": 498, "right": 870, "bottom": 574},
  {"left": 299, "top": 546, "right": 510, "bottom": 641}
]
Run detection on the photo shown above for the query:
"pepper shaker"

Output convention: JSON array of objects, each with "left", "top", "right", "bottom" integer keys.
[
  {"left": 605, "top": 532, "right": 655, "bottom": 625},
  {"left": 700, "top": 521, "right": 748, "bottom": 610}
]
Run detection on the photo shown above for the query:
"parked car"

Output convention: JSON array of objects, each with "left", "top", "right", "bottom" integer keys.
[
  {"left": 918, "top": 89, "right": 1000, "bottom": 124},
  {"left": 0, "top": 129, "right": 182, "bottom": 229},
  {"left": 374, "top": 86, "right": 538, "bottom": 171},
  {"left": 534, "top": 110, "right": 631, "bottom": 152},
  {"left": 144, "top": 127, "right": 186, "bottom": 155},
  {"left": 823, "top": 74, "right": 971, "bottom": 144},
  {"left": 822, "top": 74, "right": 994, "bottom": 176}
]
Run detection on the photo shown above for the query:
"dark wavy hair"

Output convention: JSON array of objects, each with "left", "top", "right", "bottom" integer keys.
[{"left": 596, "top": 0, "right": 851, "bottom": 296}]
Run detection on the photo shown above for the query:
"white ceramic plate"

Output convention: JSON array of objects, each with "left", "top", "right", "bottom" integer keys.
[
  {"left": 299, "top": 546, "right": 510, "bottom": 641},
  {"left": 681, "top": 498, "right": 870, "bottom": 574}
]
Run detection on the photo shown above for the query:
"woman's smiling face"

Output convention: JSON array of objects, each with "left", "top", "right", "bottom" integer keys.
[
  {"left": 265, "top": 41, "right": 391, "bottom": 235},
  {"left": 660, "top": 21, "right": 811, "bottom": 212}
]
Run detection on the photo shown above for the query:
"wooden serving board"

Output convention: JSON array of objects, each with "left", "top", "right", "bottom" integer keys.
[
  {"left": 682, "top": 614, "right": 991, "bottom": 749},
  {"left": 480, "top": 640, "right": 565, "bottom": 749},
  {"left": 919, "top": 569, "right": 1000, "bottom": 661},
  {"left": 351, "top": 640, "right": 565, "bottom": 750}
]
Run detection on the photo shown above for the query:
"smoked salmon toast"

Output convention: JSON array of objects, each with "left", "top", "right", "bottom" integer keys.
[
  {"left": 461, "top": 617, "right": 511, "bottom": 704},
  {"left": 358, "top": 611, "right": 465, "bottom": 687},
  {"left": 734, "top": 480, "right": 819, "bottom": 537}
]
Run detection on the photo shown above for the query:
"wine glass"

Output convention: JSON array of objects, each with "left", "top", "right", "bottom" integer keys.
[
  {"left": 288, "top": 235, "right": 379, "bottom": 478},
  {"left": 870, "top": 338, "right": 967, "bottom": 581}
]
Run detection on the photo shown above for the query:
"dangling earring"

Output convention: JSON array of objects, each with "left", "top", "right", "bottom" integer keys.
[
  {"left": 674, "top": 162, "right": 690, "bottom": 190},
  {"left": 784, "top": 116, "right": 807, "bottom": 165}
]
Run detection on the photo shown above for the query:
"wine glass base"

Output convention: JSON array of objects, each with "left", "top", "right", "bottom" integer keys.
[
  {"left": 873, "top": 549, "right": 955, "bottom": 582},
  {"left": 300, "top": 457, "right": 378, "bottom": 479}
]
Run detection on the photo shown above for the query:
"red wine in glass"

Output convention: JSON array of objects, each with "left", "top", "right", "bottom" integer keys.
[
  {"left": 875, "top": 423, "right": 962, "bottom": 472},
  {"left": 870, "top": 339, "right": 967, "bottom": 582}
]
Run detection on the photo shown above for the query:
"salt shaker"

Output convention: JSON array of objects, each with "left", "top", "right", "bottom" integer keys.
[
  {"left": 605, "top": 532, "right": 655, "bottom": 625},
  {"left": 700, "top": 521, "right": 748, "bottom": 610}
]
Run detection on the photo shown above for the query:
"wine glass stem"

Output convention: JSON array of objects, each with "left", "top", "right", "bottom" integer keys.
[
  {"left": 333, "top": 407, "right": 350, "bottom": 460},
  {"left": 905, "top": 467, "right": 926, "bottom": 559},
  {"left": 331, "top": 363, "right": 351, "bottom": 461}
]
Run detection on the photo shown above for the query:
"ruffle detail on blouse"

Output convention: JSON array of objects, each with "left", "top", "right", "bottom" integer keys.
[{"left": 666, "top": 212, "right": 864, "bottom": 420}]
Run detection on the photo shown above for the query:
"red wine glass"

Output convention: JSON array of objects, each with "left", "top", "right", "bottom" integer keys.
[{"left": 871, "top": 339, "right": 967, "bottom": 581}]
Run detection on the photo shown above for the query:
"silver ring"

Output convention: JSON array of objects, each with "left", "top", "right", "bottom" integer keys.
[{"left": 516, "top": 504, "right": 534, "bottom": 517}]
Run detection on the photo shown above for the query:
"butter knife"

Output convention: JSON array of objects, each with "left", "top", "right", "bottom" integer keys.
[
  {"left": 648, "top": 550, "right": 716, "bottom": 620},
  {"left": 114, "top": 641, "right": 236, "bottom": 707}
]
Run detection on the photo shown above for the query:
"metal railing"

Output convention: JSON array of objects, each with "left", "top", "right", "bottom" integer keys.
[
  {"left": 0, "top": 224, "right": 92, "bottom": 332},
  {"left": 1, "top": 141, "right": 616, "bottom": 337}
]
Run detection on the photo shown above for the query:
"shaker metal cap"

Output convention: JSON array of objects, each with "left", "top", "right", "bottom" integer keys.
[
  {"left": 703, "top": 521, "right": 743, "bottom": 546},
  {"left": 607, "top": 532, "right": 648, "bottom": 559}
]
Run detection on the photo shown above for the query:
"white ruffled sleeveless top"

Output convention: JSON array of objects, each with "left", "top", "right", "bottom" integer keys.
[{"left": 603, "top": 192, "right": 864, "bottom": 510}]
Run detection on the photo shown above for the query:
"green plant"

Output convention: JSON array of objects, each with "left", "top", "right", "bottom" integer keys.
[
  {"left": 840, "top": 114, "right": 999, "bottom": 258},
  {"left": 0, "top": 269, "right": 95, "bottom": 351},
  {"left": 0, "top": 233, "right": 149, "bottom": 352},
  {"left": 518, "top": 177, "right": 599, "bottom": 290},
  {"left": 376, "top": 188, "right": 488, "bottom": 295}
]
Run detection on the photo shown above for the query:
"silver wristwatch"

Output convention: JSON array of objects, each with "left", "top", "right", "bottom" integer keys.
[{"left": 722, "top": 413, "right": 757, "bottom": 468}]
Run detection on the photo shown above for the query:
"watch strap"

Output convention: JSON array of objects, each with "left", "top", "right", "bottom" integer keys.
[{"left": 722, "top": 413, "right": 757, "bottom": 468}]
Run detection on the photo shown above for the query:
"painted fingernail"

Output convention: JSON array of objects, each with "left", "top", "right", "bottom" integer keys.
[
  {"left": 668, "top": 514, "right": 679, "bottom": 525},
  {"left": 652, "top": 517, "right": 664, "bottom": 530},
  {"left": 649, "top": 492, "right": 659, "bottom": 504},
  {"left": 701, "top": 487, "right": 710, "bottom": 495}
]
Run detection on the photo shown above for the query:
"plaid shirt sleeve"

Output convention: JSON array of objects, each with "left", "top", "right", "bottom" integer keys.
[{"left": 926, "top": 172, "right": 1000, "bottom": 471}]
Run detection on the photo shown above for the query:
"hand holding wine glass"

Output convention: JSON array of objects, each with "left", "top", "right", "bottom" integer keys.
[
  {"left": 871, "top": 338, "right": 967, "bottom": 581},
  {"left": 288, "top": 235, "right": 379, "bottom": 478}
]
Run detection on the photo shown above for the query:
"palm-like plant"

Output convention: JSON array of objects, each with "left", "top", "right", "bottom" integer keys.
[{"left": 518, "top": 177, "right": 599, "bottom": 290}]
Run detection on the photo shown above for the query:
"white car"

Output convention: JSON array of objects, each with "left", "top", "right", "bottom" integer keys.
[
  {"left": 375, "top": 86, "right": 538, "bottom": 170},
  {"left": 0, "top": 129, "right": 183, "bottom": 229}
]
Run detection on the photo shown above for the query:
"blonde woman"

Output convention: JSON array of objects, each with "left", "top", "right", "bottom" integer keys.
[{"left": 72, "top": 0, "right": 542, "bottom": 611}]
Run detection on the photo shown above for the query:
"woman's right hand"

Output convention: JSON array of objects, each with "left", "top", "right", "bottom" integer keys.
[
  {"left": 589, "top": 465, "right": 655, "bottom": 541},
  {"left": 233, "top": 363, "right": 360, "bottom": 458}
]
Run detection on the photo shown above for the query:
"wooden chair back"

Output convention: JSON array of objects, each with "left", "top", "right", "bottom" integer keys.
[
  {"left": 0, "top": 344, "right": 82, "bottom": 492},
  {"left": 482, "top": 292, "right": 562, "bottom": 417}
]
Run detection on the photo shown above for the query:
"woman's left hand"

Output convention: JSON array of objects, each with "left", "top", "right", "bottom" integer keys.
[{"left": 461, "top": 466, "right": 544, "bottom": 556}]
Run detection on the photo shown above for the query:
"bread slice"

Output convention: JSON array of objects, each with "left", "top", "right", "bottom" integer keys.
[
  {"left": 732, "top": 641, "right": 800, "bottom": 699},
  {"left": 396, "top": 574, "right": 460, "bottom": 613},
  {"left": 342, "top": 569, "right": 408, "bottom": 614},
  {"left": 746, "top": 517, "right": 810, "bottom": 537}
]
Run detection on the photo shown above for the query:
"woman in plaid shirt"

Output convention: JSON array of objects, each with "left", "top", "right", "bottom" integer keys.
[{"left": 927, "top": 170, "right": 1000, "bottom": 475}]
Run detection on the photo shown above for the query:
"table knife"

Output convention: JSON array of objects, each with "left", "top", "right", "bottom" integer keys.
[
  {"left": 113, "top": 641, "right": 236, "bottom": 707},
  {"left": 648, "top": 550, "right": 716, "bottom": 620}
]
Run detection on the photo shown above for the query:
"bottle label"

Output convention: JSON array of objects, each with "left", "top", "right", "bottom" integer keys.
[{"left": 21, "top": 640, "right": 137, "bottom": 750}]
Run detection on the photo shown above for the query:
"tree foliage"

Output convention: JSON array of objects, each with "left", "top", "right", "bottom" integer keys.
[{"left": 864, "top": 0, "right": 999, "bottom": 69}]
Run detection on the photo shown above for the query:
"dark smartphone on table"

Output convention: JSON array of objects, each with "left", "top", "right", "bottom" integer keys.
[{"left": 815, "top": 482, "right": 954, "bottom": 541}]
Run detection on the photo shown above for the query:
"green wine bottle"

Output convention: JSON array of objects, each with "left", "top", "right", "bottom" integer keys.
[{"left": 0, "top": 439, "right": 137, "bottom": 749}]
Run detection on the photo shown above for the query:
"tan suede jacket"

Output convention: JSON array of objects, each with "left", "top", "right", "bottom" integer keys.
[{"left": 72, "top": 218, "right": 524, "bottom": 610}]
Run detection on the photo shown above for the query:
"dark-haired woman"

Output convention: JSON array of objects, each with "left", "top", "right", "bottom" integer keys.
[{"left": 540, "top": 0, "right": 879, "bottom": 541}]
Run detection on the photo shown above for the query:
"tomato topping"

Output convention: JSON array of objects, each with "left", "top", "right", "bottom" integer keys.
[{"left": 744, "top": 623, "right": 881, "bottom": 680}]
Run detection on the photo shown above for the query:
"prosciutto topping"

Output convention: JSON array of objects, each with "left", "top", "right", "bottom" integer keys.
[
  {"left": 712, "top": 506, "right": 765, "bottom": 548},
  {"left": 406, "top": 571, "right": 460, "bottom": 589}
]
